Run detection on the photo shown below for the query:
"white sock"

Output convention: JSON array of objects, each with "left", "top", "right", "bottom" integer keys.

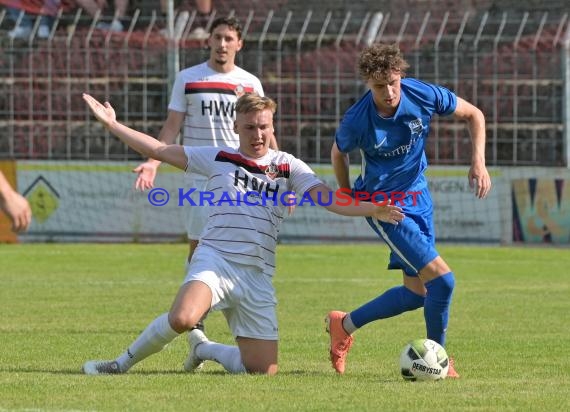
[
  {"left": 196, "top": 341, "right": 246, "bottom": 374},
  {"left": 116, "top": 313, "right": 179, "bottom": 371},
  {"left": 342, "top": 313, "right": 358, "bottom": 335}
]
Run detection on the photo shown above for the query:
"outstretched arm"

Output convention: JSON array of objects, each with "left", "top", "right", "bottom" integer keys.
[
  {"left": 331, "top": 142, "right": 351, "bottom": 190},
  {"left": 133, "top": 110, "right": 186, "bottom": 190},
  {"left": 453, "top": 97, "right": 492, "bottom": 199},
  {"left": 308, "top": 183, "right": 404, "bottom": 225},
  {"left": 83, "top": 94, "right": 188, "bottom": 170}
]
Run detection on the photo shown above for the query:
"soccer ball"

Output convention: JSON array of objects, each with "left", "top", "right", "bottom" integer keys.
[{"left": 399, "top": 338, "right": 449, "bottom": 381}]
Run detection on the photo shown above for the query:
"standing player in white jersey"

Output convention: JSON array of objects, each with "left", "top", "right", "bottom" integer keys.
[
  {"left": 133, "top": 16, "right": 276, "bottom": 267},
  {"left": 81, "top": 92, "right": 405, "bottom": 375}
]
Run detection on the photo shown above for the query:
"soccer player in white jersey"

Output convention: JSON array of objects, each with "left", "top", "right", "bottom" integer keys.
[
  {"left": 133, "top": 16, "right": 275, "bottom": 266},
  {"left": 325, "top": 43, "right": 492, "bottom": 377},
  {"left": 81, "top": 92, "right": 405, "bottom": 375}
]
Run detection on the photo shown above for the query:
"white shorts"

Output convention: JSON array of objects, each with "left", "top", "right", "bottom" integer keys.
[
  {"left": 184, "top": 174, "right": 209, "bottom": 240},
  {"left": 183, "top": 245, "right": 278, "bottom": 340}
]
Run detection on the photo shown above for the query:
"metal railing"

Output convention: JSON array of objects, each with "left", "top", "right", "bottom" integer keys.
[{"left": 1, "top": 8, "right": 569, "bottom": 166}]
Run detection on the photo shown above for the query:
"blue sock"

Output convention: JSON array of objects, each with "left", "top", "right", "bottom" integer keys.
[
  {"left": 424, "top": 272, "right": 455, "bottom": 347},
  {"left": 350, "top": 286, "right": 425, "bottom": 328}
]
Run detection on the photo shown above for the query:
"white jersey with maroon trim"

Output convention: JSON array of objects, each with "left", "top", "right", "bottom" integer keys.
[
  {"left": 183, "top": 146, "right": 323, "bottom": 276},
  {"left": 169, "top": 62, "right": 264, "bottom": 148}
]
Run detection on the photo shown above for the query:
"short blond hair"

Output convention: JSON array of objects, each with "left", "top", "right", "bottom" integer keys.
[{"left": 235, "top": 93, "right": 277, "bottom": 115}]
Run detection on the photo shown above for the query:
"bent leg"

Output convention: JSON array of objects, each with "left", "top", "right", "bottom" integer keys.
[
  {"left": 169, "top": 280, "right": 212, "bottom": 332},
  {"left": 83, "top": 275, "right": 211, "bottom": 374},
  {"left": 184, "top": 240, "right": 208, "bottom": 328},
  {"left": 115, "top": 312, "right": 179, "bottom": 372},
  {"left": 349, "top": 275, "right": 425, "bottom": 328},
  {"left": 237, "top": 337, "right": 278, "bottom": 375},
  {"left": 188, "top": 250, "right": 278, "bottom": 375},
  {"left": 195, "top": 339, "right": 246, "bottom": 374},
  {"left": 194, "top": 336, "right": 277, "bottom": 375},
  {"left": 419, "top": 256, "right": 455, "bottom": 346},
  {"left": 349, "top": 209, "right": 437, "bottom": 330},
  {"left": 112, "top": 280, "right": 212, "bottom": 372}
]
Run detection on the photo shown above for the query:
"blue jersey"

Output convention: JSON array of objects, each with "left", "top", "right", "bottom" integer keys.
[{"left": 335, "top": 78, "right": 457, "bottom": 195}]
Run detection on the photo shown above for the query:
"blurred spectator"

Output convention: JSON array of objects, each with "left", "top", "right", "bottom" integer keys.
[
  {"left": 189, "top": 0, "right": 212, "bottom": 38},
  {"left": 1, "top": 0, "right": 59, "bottom": 39},
  {"left": 161, "top": 0, "right": 212, "bottom": 39},
  {"left": 75, "top": 0, "right": 129, "bottom": 32}
]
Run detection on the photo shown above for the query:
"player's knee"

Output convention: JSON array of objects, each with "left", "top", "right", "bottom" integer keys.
[
  {"left": 433, "top": 272, "right": 455, "bottom": 297},
  {"left": 439, "top": 272, "right": 455, "bottom": 293},
  {"left": 168, "top": 310, "right": 201, "bottom": 333},
  {"left": 245, "top": 361, "right": 278, "bottom": 375},
  {"left": 241, "top": 350, "right": 278, "bottom": 375}
]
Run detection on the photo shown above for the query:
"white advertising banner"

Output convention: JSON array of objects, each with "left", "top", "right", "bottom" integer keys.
[
  {"left": 279, "top": 168, "right": 503, "bottom": 243},
  {"left": 427, "top": 174, "right": 502, "bottom": 242},
  {"left": 17, "top": 162, "right": 503, "bottom": 243},
  {"left": 18, "top": 162, "right": 186, "bottom": 242}
]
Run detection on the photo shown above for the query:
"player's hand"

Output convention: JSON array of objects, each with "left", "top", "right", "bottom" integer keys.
[
  {"left": 133, "top": 161, "right": 158, "bottom": 191},
  {"left": 373, "top": 200, "right": 405, "bottom": 225},
  {"left": 0, "top": 191, "right": 32, "bottom": 232},
  {"left": 468, "top": 162, "right": 491, "bottom": 199},
  {"left": 284, "top": 193, "right": 296, "bottom": 216},
  {"left": 82, "top": 93, "right": 116, "bottom": 127}
]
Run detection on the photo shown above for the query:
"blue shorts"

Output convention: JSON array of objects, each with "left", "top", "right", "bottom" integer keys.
[{"left": 365, "top": 188, "right": 439, "bottom": 277}]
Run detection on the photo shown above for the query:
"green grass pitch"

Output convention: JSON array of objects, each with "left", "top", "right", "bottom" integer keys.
[{"left": 1, "top": 243, "right": 569, "bottom": 411}]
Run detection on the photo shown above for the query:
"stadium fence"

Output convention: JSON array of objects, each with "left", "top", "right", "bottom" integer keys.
[{"left": 1, "top": 7, "right": 569, "bottom": 244}]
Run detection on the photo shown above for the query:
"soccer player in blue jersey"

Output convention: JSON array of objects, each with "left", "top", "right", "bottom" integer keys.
[{"left": 325, "top": 43, "right": 492, "bottom": 377}]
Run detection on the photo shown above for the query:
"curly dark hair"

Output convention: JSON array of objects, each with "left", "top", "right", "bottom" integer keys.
[{"left": 358, "top": 43, "right": 410, "bottom": 81}]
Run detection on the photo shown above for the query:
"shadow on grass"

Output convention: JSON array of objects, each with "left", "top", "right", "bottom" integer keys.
[
  {"left": 0, "top": 367, "right": 233, "bottom": 376},
  {"left": 0, "top": 367, "right": 400, "bottom": 381}
]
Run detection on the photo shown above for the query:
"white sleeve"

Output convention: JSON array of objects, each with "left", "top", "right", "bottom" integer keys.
[
  {"left": 184, "top": 146, "right": 216, "bottom": 176},
  {"left": 168, "top": 72, "right": 187, "bottom": 113},
  {"left": 289, "top": 157, "right": 323, "bottom": 194}
]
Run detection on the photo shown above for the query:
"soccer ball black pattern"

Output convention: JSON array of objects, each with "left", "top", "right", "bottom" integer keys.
[{"left": 399, "top": 338, "right": 449, "bottom": 381}]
